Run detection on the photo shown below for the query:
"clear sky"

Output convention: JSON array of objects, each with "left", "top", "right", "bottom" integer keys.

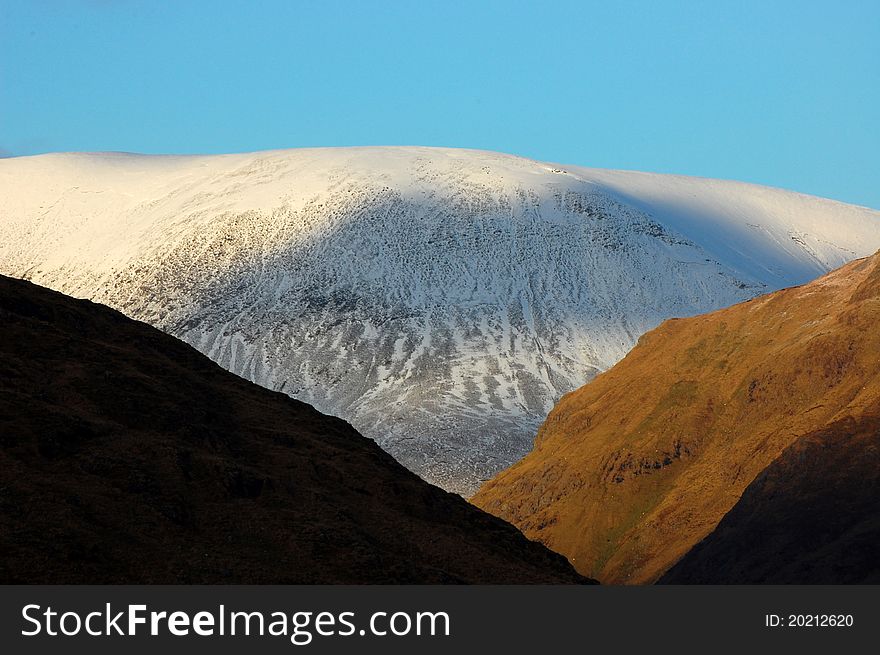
[{"left": 2, "top": 0, "right": 878, "bottom": 208}]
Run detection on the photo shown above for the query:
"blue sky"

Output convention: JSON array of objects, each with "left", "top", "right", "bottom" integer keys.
[{"left": 2, "top": 0, "right": 878, "bottom": 208}]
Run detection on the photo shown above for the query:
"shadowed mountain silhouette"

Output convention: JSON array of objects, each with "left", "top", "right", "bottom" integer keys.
[
  {"left": 473, "top": 251, "right": 880, "bottom": 584},
  {"left": 0, "top": 274, "right": 589, "bottom": 584},
  {"left": 660, "top": 414, "right": 880, "bottom": 584}
]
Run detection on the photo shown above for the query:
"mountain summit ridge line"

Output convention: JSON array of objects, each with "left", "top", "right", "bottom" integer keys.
[{"left": 2, "top": 146, "right": 879, "bottom": 493}]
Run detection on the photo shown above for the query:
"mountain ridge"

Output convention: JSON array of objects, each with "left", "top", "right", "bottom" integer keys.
[{"left": 2, "top": 146, "right": 879, "bottom": 493}]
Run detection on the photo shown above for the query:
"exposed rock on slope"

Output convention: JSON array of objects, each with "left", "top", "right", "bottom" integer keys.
[
  {"left": 0, "top": 274, "right": 589, "bottom": 584},
  {"left": 473, "top": 251, "right": 880, "bottom": 584},
  {"left": 2, "top": 147, "right": 878, "bottom": 494},
  {"left": 660, "top": 414, "right": 880, "bottom": 584}
]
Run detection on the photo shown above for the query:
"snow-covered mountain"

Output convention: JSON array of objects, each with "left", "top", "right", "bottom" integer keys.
[{"left": 2, "top": 147, "right": 878, "bottom": 494}]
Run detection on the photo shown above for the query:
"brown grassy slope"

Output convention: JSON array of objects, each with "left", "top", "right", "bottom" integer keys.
[
  {"left": 472, "top": 251, "right": 880, "bottom": 584},
  {"left": 660, "top": 413, "right": 880, "bottom": 584},
  {"left": 0, "top": 275, "right": 590, "bottom": 584}
]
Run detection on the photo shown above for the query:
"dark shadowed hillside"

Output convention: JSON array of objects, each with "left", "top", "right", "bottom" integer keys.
[
  {"left": 661, "top": 415, "right": 880, "bottom": 584},
  {"left": 0, "top": 274, "right": 589, "bottom": 584}
]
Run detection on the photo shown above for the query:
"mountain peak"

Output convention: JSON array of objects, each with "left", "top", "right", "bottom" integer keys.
[{"left": 2, "top": 148, "right": 878, "bottom": 493}]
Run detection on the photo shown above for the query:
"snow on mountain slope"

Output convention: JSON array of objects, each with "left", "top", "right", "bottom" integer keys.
[{"left": 1, "top": 147, "right": 878, "bottom": 494}]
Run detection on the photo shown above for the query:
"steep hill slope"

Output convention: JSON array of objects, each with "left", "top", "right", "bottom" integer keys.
[
  {"left": 473, "top": 251, "right": 880, "bottom": 583},
  {"left": 1, "top": 147, "right": 878, "bottom": 494},
  {"left": 0, "top": 274, "right": 588, "bottom": 584},
  {"left": 660, "top": 414, "right": 880, "bottom": 584}
]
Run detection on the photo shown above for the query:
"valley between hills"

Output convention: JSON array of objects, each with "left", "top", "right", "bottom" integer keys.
[
  {"left": 1, "top": 147, "right": 878, "bottom": 584},
  {"left": 474, "top": 250, "right": 880, "bottom": 584}
]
